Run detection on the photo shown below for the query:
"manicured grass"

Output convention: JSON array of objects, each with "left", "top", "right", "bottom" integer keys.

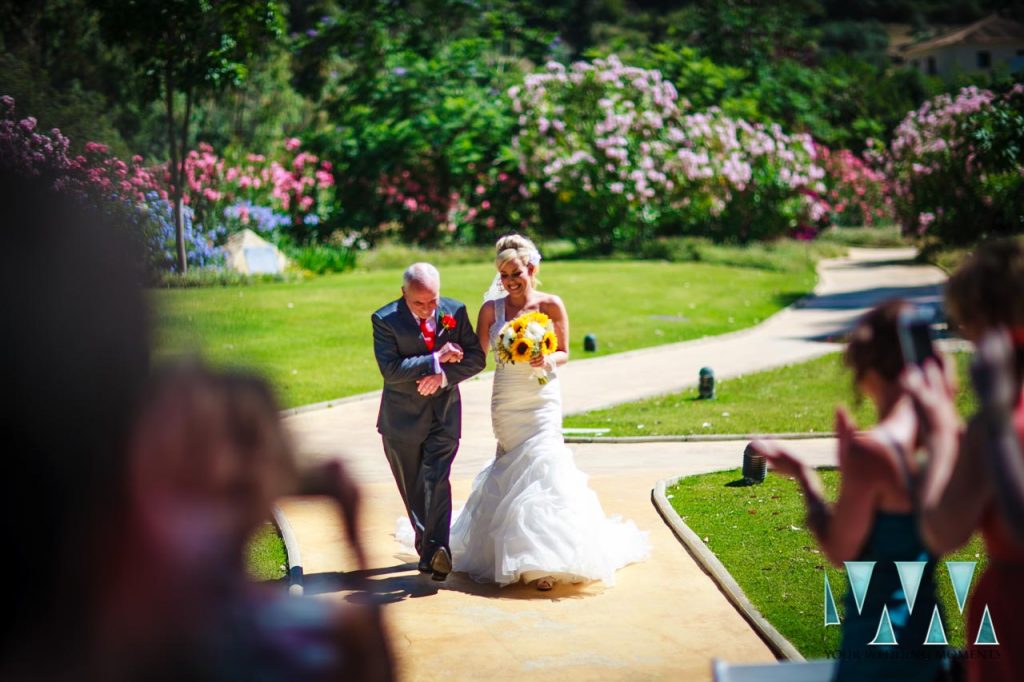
[
  {"left": 246, "top": 521, "right": 287, "bottom": 582},
  {"left": 154, "top": 258, "right": 817, "bottom": 407},
  {"left": 565, "top": 352, "right": 977, "bottom": 435},
  {"left": 668, "top": 469, "right": 988, "bottom": 659},
  {"left": 816, "top": 224, "right": 906, "bottom": 248}
]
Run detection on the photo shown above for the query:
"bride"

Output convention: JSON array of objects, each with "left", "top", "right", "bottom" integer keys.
[{"left": 447, "top": 234, "right": 649, "bottom": 591}]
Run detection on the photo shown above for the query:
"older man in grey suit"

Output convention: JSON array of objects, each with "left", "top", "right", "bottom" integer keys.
[{"left": 372, "top": 263, "right": 486, "bottom": 580}]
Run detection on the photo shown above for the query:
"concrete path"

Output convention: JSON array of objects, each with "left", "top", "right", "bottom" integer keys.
[{"left": 279, "top": 247, "right": 946, "bottom": 681}]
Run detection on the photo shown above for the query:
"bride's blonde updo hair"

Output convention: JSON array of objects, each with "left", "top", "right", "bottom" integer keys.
[{"left": 495, "top": 234, "right": 541, "bottom": 285}]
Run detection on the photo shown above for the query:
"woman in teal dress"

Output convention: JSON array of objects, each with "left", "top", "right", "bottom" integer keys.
[{"left": 749, "top": 300, "right": 948, "bottom": 681}]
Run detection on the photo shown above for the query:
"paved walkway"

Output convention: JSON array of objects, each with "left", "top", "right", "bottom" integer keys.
[{"left": 279, "top": 247, "right": 946, "bottom": 681}]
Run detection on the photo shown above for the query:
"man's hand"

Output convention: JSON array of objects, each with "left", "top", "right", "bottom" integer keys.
[
  {"left": 300, "top": 459, "right": 367, "bottom": 571},
  {"left": 416, "top": 373, "right": 444, "bottom": 396},
  {"left": 437, "top": 342, "right": 463, "bottom": 363}
]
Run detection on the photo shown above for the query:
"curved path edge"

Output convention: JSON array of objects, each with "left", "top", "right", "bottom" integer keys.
[
  {"left": 271, "top": 504, "right": 305, "bottom": 596},
  {"left": 652, "top": 475, "right": 804, "bottom": 662}
]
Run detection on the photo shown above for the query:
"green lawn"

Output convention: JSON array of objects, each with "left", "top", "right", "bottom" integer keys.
[
  {"left": 669, "top": 469, "right": 988, "bottom": 659},
  {"left": 246, "top": 521, "right": 287, "bottom": 582},
  {"left": 565, "top": 352, "right": 977, "bottom": 435},
  {"left": 154, "top": 259, "right": 816, "bottom": 407}
]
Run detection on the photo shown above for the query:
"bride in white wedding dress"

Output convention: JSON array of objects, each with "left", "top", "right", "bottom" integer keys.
[{"left": 445, "top": 234, "right": 650, "bottom": 591}]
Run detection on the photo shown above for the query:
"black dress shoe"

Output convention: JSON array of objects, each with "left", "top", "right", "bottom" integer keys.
[
  {"left": 429, "top": 547, "right": 452, "bottom": 581},
  {"left": 417, "top": 560, "right": 431, "bottom": 573}
]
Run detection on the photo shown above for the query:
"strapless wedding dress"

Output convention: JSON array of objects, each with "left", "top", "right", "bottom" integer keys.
[{"left": 399, "top": 298, "right": 650, "bottom": 586}]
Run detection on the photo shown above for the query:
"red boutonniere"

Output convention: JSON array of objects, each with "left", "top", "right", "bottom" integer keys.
[{"left": 441, "top": 313, "right": 457, "bottom": 331}]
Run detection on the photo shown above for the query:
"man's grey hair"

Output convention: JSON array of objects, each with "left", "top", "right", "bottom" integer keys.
[{"left": 403, "top": 262, "right": 440, "bottom": 289}]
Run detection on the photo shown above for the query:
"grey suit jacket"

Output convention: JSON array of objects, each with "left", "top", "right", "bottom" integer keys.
[{"left": 372, "top": 296, "right": 486, "bottom": 441}]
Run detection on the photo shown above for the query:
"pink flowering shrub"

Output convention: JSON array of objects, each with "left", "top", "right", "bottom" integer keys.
[
  {"left": 815, "top": 143, "right": 891, "bottom": 227},
  {"left": 0, "top": 95, "right": 163, "bottom": 203},
  {"left": 0, "top": 96, "right": 197, "bottom": 273},
  {"left": 174, "top": 138, "right": 336, "bottom": 242},
  {"left": 375, "top": 164, "right": 531, "bottom": 244},
  {"left": 885, "top": 84, "right": 1024, "bottom": 244},
  {"left": 510, "top": 56, "right": 830, "bottom": 247}
]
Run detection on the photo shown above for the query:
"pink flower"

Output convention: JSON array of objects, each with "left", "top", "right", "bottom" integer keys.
[
  {"left": 285, "top": 138, "right": 301, "bottom": 151},
  {"left": 315, "top": 169, "right": 334, "bottom": 188}
]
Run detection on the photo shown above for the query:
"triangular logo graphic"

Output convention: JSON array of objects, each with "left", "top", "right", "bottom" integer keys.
[
  {"left": 845, "top": 561, "right": 876, "bottom": 615},
  {"left": 824, "top": 573, "right": 841, "bottom": 626},
  {"left": 895, "top": 561, "right": 927, "bottom": 614},
  {"left": 975, "top": 605, "right": 999, "bottom": 645},
  {"left": 925, "top": 605, "right": 948, "bottom": 645},
  {"left": 870, "top": 604, "right": 898, "bottom": 645},
  {"left": 946, "top": 561, "right": 977, "bottom": 614}
]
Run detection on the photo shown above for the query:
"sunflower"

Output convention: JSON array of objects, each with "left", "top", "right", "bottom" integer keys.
[
  {"left": 510, "top": 336, "right": 535, "bottom": 363},
  {"left": 541, "top": 331, "right": 558, "bottom": 354},
  {"left": 511, "top": 318, "right": 527, "bottom": 334},
  {"left": 525, "top": 311, "right": 550, "bottom": 326}
]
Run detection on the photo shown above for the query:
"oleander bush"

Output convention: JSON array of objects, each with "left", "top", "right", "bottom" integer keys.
[
  {"left": 510, "top": 57, "right": 831, "bottom": 250},
  {"left": 886, "top": 83, "right": 1024, "bottom": 245}
]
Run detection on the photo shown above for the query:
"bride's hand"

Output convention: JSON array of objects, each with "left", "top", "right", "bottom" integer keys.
[{"left": 530, "top": 355, "right": 552, "bottom": 371}]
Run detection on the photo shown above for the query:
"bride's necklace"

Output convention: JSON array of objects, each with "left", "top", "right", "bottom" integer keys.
[{"left": 504, "top": 295, "right": 537, "bottom": 320}]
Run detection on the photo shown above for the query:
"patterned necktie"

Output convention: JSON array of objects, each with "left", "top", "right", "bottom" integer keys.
[{"left": 419, "top": 317, "right": 435, "bottom": 351}]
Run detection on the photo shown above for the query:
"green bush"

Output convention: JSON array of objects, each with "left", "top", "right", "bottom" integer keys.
[{"left": 283, "top": 243, "right": 357, "bottom": 274}]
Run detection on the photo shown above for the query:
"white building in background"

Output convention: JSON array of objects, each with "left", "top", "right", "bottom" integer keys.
[{"left": 900, "top": 14, "right": 1024, "bottom": 78}]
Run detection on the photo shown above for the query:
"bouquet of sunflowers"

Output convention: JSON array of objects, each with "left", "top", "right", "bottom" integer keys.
[{"left": 495, "top": 311, "right": 558, "bottom": 384}]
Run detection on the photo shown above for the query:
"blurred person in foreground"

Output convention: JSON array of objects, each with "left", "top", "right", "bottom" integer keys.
[
  {"left": 0, "top": 169, "right": 151, "bottom": 678},
  {"left": 0, "top": 168, "right": 391, "bottom": 681},
  {"left": 748, "top": 300, "right": 949, "bottom": 682},
  {"left": 904, "top": 238, "right": 1024, "bottom": 682},
  {"left": 100, "top": 364, "right": 392, "bottom": 681}
]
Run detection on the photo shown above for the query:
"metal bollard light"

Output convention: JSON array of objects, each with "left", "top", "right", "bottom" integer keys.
[
  {"left": 742, "top": 443, "right": 767, "bottom": 484},
  {"left": 583, "top": 333, "right": 597, "bottom": 352},
  {"left": 698, "top": 366, "right": 715, "bottom": 399}
]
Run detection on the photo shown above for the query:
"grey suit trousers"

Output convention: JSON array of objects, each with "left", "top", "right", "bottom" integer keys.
[{"left": 382, "top": 423, "right": 459, "bottom": 564}]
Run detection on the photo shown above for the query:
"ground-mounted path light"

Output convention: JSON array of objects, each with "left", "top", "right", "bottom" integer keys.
[
  {"left": 742, "top": 442, "right": 767, "bottom": 484},
  {"left": 583, "top": 333, "right": 597, "bottom": 352},
  {"left": 698, "top": 366, "right": 715, "bottom": 399}
]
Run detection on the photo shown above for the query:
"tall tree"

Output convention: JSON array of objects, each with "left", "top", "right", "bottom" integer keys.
[
  {"left": 93, "top": 0, "right": 283, "bottom": 272},
  {"left": 692, "top": 0, "right": 823, "bottom": 68}
]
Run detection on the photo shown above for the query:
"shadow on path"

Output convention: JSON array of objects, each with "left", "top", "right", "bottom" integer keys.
[
  {"left": 304, "top": 562, "right": 600, "bottom": 604},
  {"left": 796, "top": 283, "right": 943, "bottom": 312}
]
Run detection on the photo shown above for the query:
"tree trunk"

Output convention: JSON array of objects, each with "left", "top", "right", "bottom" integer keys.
[
  {"left": 177, "top": 87, "right": 194, "bottom": 271},
  {"left": 165, "top": 66, "right": 187, "bottom": 273}
]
